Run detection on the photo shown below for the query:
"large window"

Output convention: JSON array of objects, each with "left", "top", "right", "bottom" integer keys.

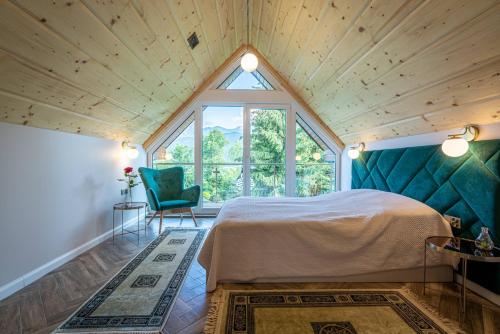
[{"left": 149, "top": 62, "right": 339, "bottom": 213}]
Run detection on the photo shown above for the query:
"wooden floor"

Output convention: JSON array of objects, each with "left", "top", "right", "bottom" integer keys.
[{"left": 0, "top": 217, "right": 499, "bottom": 334}]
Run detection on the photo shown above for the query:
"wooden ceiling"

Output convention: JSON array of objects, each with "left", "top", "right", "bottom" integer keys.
[{"left": 0, "top": 0, "right": 499, "bottom": 146}]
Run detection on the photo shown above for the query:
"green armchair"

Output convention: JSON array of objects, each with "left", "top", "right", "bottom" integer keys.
[{"left": 138, "top": 166, "right": 200, "bottom": 233}]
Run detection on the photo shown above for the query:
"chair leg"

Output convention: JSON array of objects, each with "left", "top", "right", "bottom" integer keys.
[
  {"left": 189, "top": 208, "right": 198, "bottom": 227},
  {"left": 146, "top": 211, "right": 158, "bottom": 226},
  {"left": 159, "top": 210, "right": 163, "bottom": 234}
]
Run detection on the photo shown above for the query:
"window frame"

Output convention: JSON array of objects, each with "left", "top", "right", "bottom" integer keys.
[{"left": 147, "top": 58, "right": 341, "bottom": 215}]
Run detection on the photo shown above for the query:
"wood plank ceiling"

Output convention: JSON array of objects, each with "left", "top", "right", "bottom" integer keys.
[{"left": 0, "top": 0, "right": 499, "bottom": 146}]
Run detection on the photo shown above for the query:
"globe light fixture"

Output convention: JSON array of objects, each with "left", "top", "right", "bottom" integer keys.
[
  {"left": 347, "top": 143, "right": 365, "bottom": 160},
  {"left": 312, "top": 152, "right": 321, "bottom": 161},
  {"left": 441, "top": 125, "right": 478, "bottom": 157},
  {"left": 240, "top": 0, "right": 258, "bottom": 73},
  {"left": 241, "top": 52, "right": 258, "bottom": 72},
  {"left": 347, "top": 149, "right": 360, "bottom": 159},
  {"left": 122, "top": 141, "right": 139, "bottom": 159}
]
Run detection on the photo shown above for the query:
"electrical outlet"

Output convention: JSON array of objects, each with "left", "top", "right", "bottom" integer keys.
[
  {"left": 444, "top": 215, "right": 461, "bottom": 229},
  {"left": 121, "top": 188, "right": 129, "bottom": 195}
]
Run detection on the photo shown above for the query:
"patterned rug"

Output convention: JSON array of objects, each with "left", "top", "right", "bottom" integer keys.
[
  {"left": 55, "top": 228, "right": 206, "bottom": 333},
  {"left": 204, "top": 288, "right": 463, "bottom": 334}
]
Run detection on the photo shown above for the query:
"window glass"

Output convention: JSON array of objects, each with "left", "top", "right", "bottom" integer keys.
[
  {"left": 295, "top": 115, "right": 336, "bottom": 196},
  {"left": 218, "top": 66, "right": 274, "bottom": 90},
  {"left": 152, "top": 114, "right": 195, "bottom": 187}
]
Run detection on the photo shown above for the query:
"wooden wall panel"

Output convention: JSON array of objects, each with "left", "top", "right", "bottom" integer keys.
[{"left": 0, "top": 0, "right": 499, "bottom": 147}]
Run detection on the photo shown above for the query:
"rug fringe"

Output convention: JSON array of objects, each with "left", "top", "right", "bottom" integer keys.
[
  {"left": 399, "top": 286, "right": 466, "bottom": 334},
  {"left": 203, "top": 289, "right": 224, "bottom": 334}
]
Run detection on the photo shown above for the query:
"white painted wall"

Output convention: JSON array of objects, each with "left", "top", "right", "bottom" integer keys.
[
  {"left": 341, "top": 122, "right": 500, "bottom": 191},
  {"left": 0, "top": 122, "right": 146, "bottom": 299}
]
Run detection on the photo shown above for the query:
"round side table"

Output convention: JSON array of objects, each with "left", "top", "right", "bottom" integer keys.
[
  {"left": 424, "top": 236, "right": 500, "bottom": 322},
  {"left": 112, "top": 202, "right": 148, "bottom": 244}
]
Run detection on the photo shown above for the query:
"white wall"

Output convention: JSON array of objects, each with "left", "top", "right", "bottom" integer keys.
[
  {"left": 0, "top": 122, "right": 146, "bottom": 299},
  {"left": 341, "top": 122, "right": 500, "bottom": 191}
]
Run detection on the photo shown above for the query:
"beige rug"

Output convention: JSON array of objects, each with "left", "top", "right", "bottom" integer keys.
[
  {"left": 204, "top": 288, "right": 463, "bottom": 334},
  {"left": 55, "top": 228, "right": 207, "bottom": 334}
]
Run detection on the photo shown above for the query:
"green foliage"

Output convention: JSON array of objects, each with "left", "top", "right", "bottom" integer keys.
[
  {"left": 172, "top": 144, "right": 193, "bottom": 163},
  {"left": 203, "top": 129, "right": 227, "bottom": 163},
  {"left": 154, "top": 110, "right": 335, "bottom": 204},
  {"left": 295, "top": 123, "right": 334, "bottom": 196},
  {"left": 250, "top": 109, "right": 286, "bottom": 196}
]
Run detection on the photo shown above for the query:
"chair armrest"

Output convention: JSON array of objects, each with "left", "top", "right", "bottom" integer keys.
[
  {"left": 146, "top": 188, "right": 161, "bottom": 211},
  {"left": 181, "top": 185, "right": 200, "bottom": 204}
]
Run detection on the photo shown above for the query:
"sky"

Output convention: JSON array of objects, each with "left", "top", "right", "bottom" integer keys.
[{"left": 203, "top": 106, "right": 243, "bottom": 129}]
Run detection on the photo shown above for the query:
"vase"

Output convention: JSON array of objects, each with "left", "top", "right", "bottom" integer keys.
[
  {"left": 125, "top": 187, "right": 133, "bottom": 207},
  {"left": 475, "top": 227, "right": 494, "bottom": 251}
]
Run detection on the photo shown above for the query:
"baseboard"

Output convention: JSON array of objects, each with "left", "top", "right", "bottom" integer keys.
[
  {"left": 0, "top": 214, "right": 145, "bottom": 301},
  {"left": 454, "top": 273, "right": 500, "bottom": 306}
]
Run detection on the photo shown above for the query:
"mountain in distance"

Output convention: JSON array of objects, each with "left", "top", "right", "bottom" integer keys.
[
  {"left": 175, "top": 126, "right": 242, "bottom": 148},
  {"left": 203, "top": 126, "right": 242, "bottom": 145}
]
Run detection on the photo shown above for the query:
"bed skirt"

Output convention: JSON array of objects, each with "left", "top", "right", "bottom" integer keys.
[{"left": 210, "top": 265, "right": 453, "bottom": 286}]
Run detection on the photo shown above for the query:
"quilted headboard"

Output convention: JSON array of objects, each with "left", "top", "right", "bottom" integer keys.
[{"left": 352, "top": 139, "right": 500, "bottom": 293}]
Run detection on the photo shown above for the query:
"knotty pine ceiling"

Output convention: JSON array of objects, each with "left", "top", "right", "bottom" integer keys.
[{"left": 0, "top": 0, "right": 499, "bottom": 146}]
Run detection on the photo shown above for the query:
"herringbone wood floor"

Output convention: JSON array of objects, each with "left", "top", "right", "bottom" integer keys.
[{"left": 0, "top": 217, "right": 499, "bottom": 334}]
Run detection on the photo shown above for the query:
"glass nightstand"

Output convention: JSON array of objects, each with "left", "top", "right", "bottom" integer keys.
[
  {"left": 424, "top": 236, "right": 500, "bottom": 321},
  {"left": 112, "top": 202, "right": 148, "bottom": 244}
]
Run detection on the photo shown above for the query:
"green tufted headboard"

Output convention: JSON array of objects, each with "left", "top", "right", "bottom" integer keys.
[{"left": 351, "top": 139, "right": 500, "bottom": 293}]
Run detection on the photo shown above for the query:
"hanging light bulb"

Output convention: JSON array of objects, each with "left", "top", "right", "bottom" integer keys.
[
  {"left": 241, "top": 0, "right": 258, "bottom": 72},
  {"left": 241, "top": 52, "right": 258, "bottom": 72}
]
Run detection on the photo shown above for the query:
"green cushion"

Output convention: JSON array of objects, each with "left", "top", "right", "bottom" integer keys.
[
  {"left": 352, "top": 139, "right": 500, "bottom": 293},
  {"left": 159, "top": 200, "right": 197, "bottom": 210}
]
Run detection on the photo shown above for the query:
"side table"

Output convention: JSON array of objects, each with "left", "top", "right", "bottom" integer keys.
[
  {"left": 112, "top": 202, "right": 148, "bottom": 244},
  {"left": 424, "top": 236, "right": 500, "bottom": 322}
]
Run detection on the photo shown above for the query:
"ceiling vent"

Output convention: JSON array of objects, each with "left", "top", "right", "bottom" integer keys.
[{"left": 187, "top": 32, "right": 199, "bottom": 49}]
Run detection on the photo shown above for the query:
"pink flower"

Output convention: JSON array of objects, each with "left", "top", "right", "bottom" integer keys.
[{"left": 124, "top": 166, "right": 133, "bottom": 174}]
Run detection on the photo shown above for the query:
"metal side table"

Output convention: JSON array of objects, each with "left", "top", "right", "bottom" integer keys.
[
  {"left": 112, "top": 202, "right": 148, "bottom": 244},
  {"left": 424, "top": 236, "right": 500, "bottom": 322}
]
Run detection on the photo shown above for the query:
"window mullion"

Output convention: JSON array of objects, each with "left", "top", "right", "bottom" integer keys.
[
  {"left": 242, "top": 104, "right": 251, "bottom": 196},
  {"left": 285, "top": 106, "right": 296, "bottom": 196},
  {"left": 194, "top": 105, "right": 203, "bottom": 210}
]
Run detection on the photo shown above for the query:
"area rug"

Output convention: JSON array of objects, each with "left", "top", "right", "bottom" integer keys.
[
  {"left": 55, "top": 228, "right": 207, "bottom": 333},
  {"left": 204, "top": 288, "right": 463, "bottom": 334}
]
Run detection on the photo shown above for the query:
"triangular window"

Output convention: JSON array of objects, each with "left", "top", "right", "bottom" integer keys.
[
  {"left": 152, "top": 112, "right": 195, "bottom": 186},
  {"left": 218, "top": 66, "right": 274, "bottom": 90},
  {"left": 295, "top": 114, "right": 336, "bottom": 196}
]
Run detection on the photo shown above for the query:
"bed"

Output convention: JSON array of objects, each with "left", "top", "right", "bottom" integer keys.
[{"left": 198, "top": 189, "right": 455, "bottom": 291}]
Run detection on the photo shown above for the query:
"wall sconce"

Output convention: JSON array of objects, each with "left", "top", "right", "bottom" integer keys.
[
  {"left": 347, "top": 143, "right": 365, "bottom": 159},
  {"left": 441, "top": 125, "right": 478, "bottom": 157},
  {"left": 122, "top": 141, "right": 139, "bottom": 159}
]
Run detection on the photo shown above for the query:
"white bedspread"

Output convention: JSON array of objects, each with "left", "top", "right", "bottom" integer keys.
[{"left": 198, "top": 189, "right": 454, "bottom": 291}]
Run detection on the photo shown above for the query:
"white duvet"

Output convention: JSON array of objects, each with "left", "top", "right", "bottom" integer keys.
[{"left": 198, "top": 189, "right": 454, "bottom": 291}]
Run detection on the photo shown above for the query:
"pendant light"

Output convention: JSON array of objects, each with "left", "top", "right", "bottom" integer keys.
[{"left": 241, "top": 0, "right": 258, "bottom": 72}]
